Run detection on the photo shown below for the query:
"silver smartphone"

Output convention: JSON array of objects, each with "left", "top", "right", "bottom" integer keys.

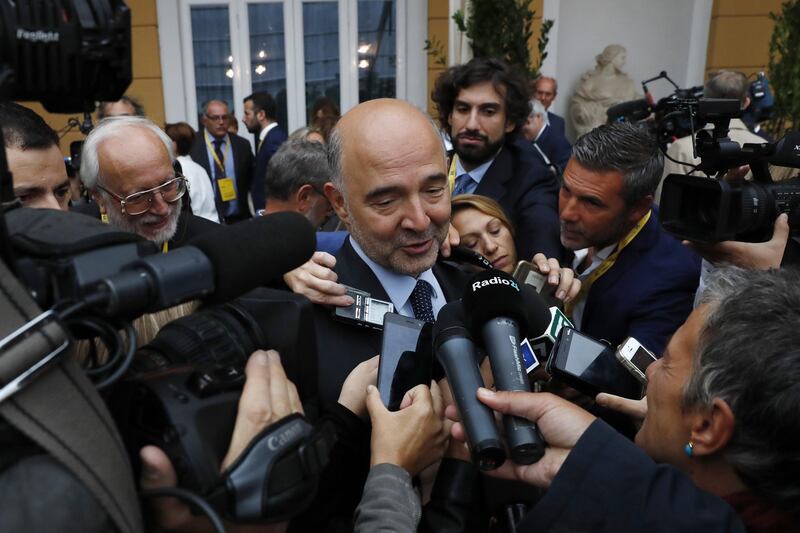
[{"left": 615, "top": 337, "right": 656, "bottom": 385}]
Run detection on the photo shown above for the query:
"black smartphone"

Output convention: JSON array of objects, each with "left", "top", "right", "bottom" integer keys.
[
  {"left": 546, "top": 326, "right": 642, "bottom": 399},
  {"left": 377, "top": 313, "right": 432, "bottom": 410},
  {"left": 333, "top": 285, "right": 394, "bottom": 330}
]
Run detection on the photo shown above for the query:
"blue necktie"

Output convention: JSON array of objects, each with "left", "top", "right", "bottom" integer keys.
[
  {"left": 410, "top": 279, "right": 435, "bottom": 323},
  {"left": 453, "top": 173, "right": 472, "bottom": 197}
]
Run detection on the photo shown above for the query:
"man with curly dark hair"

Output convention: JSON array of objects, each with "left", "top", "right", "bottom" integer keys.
[{"left": 432, "top": 57, "right": 563, "bottom": 260}]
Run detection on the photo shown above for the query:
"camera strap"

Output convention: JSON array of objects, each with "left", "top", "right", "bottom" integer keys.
[
  {"left": 206, "top": 413, "right": 335, "bottom": 522},
  {"left": 0, "top": 260, "right": 143, "bottom": 533}
]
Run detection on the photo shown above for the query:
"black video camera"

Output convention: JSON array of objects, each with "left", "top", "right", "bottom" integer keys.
[
  {"left": 658, "top": 98, "right": 800, "bottom": 243},
  {"left": 607, "top": 71, "right": 704, "bottom": 149}
]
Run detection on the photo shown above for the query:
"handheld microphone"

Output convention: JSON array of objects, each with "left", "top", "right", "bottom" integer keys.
[
  {"left": 433, "top": 300, "right": 505, "bottom": 471},
  {"left": 463, "top": 270, "right": 546, "bottom": 464},
  {"left": 94, "top": 212, "right": 316, "bottom": 316},
  {"left": 521, "top": 285, "right": 574, "bottom": 367}
]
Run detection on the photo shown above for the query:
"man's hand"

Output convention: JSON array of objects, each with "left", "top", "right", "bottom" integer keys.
[
  {"left": 366, "top": 382, "right": 448, "bottom": 477},
  {"left": 448, "top": 388, "right": 595, "bottom": 488},
  {"left": 683, "top": 213, "right": 789, "bottom": 270},
  {"left": 531, "top": 253, "right": 581, "bottom": 302},
  {"left": 140, "top": 350, "right": 299, "bottom": 532},
  {"left": 337, "top": 355, "right": 379, "bottom": 419},
  {"left": 439, "top": 223, "right": 461, "bottom": 258},
  {"left": 283, "top": 251, "right": 354, "bottom": 307}
]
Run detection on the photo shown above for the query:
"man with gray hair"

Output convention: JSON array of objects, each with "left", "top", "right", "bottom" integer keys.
[
  {"left": 658, "top": 70, "right": 768, "bottom": 203},
  {"left": 260, "top": 137, "right": 333, "bottom": 228},
  {"left": 521, "top": 99, "right": 571, "bottom": 174},
  {"left": 558, "top": 122, "right": 700, "bottom": 355},
  {"left": 81, "top": 116, "right": 216, "bottom": 247}
]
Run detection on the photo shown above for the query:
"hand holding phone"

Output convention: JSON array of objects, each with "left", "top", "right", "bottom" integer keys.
[{"left": 377, "top": 313, "right": 432, "bottom": 410}]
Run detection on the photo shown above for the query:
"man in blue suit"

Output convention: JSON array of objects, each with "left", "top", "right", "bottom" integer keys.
[
  {"left": 558, "top": 122, "right": 700, "bottom": 356},
  {"left": 533, "top": 76, "right": 567, "bottom": 140},
  {"left": 243, "top": 91, "right": 287, "bottom": 212},
  {"left": 521, "top": 99, "right": 572, "bottom": 175}
]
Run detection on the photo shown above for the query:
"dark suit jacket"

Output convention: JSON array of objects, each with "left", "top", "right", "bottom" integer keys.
[
  {"left": 519, "top": 419, "right": 746, "bottom": 532},
  {"left": 535, "top": 123, "right": 572, "bottom": 173},
  {"left": 251, "top": 125, "right": 288, "bottom": 211},
  {"left": 474, "top": 139, "right": 564, "bottom": 262},
  {"left": 189, "top": 132, "right": 254, "bottom": 220},
  {"left": 548, "top": 111, "right": 566, "bottom": 139},
  {"left": 314, "top": 236, "right": 469, "bottom": 406},
  {"left": 579, "top": 209, "right": 701, "bottom": 356}
]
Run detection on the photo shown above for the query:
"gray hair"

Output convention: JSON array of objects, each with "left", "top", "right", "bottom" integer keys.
[
  {"left": 201, "top": 99, "right": 229, "bottom": 115},
  {"left": 80, "top": 116, "right": 175, "bottom": 191},
  {"left": 704, "top": 70, "right": 749, "bottom": 107},
  {"left": 528, "top": 99, "right": 549, "bottom": 126},
  {"left": 571, "top": 122, "right": 662, "bottom": 206},
  {"left": 265, "top": 138, "right": 332, "bottom": 200},
  {"left": 684, "top": 266, "right": 800, "bottom": 512},
  {"left": 326, "top": 112, "right": 445, "bottom": 194}
]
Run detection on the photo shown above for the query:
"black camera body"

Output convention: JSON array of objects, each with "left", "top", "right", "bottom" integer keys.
[{"left": 658, "top": 98, "right": 800, "bottom": 243}]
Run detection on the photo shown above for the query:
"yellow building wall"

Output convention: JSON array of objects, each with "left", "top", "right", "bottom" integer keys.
[
  {"left": 17, "top": 0, "right": 165, "bottom": 155},
  {"left": 706, "top": 0, "right": 783, "bottom": 80}
]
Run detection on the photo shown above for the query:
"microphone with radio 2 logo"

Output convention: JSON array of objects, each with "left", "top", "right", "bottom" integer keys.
[
  {"left": 463, "top": 270, "right": 546, "bottom": 465},
  {"left": 433, "top": 299, "right": 506, "bottom": 471}
]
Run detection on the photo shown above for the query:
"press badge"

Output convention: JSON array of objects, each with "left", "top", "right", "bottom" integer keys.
[{"left": 218, "top": 177, "right": 237, "bottom": 202}]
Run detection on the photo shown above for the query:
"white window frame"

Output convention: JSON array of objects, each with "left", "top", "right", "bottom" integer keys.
[{"left": 157, "top": 0, "right": 426, "bottom": 133}]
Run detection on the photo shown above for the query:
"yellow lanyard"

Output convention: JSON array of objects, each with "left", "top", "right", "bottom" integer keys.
[
  {"left": 448, "top": 155, "right": 459, "bottom": 193},
  {"left": 564, "top": 210, "right": 652, "bottom": 318},
  {"left": 205, "top": 132, "right": 232, "bottom": 175}
]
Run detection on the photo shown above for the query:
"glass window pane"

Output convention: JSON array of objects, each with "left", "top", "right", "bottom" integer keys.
[
  {"left": 303, "top": 2, "right": 340, "bottom": 123},
  {"left": 248, "top": 3, "right": 288, "bottom": 129},
  {"left": 191, "top": 6, "right": 234, "bottom": 120},
  {"left": 357, "top": 0, "right": 396, "bottom": 102}
]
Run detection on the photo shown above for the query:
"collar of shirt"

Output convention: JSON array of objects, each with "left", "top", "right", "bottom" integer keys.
[
  {"left": 205, "top": 129, "right": 229, "bottom": 147},
  {"left": 455, "top": 154, "right": 495, "bottom": 185},
  {"left": 350, "top": 237, "right": 445, "bottom": 318},
  {"left": 259, "top": 122, "right": 278, "bottom": 143},
  {"left": 571, "top": 242, "right": 617, "bottom": 278}
]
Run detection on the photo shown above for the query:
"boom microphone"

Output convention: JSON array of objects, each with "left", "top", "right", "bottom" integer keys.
[
  {"left": 463, "top": 270, "right": 546, "bottom": 464},
  {"left": 433, "top": 300, "right": 505, "bottom": 471},
  {"left": 94, "top": 212, "right": 316, "bottom": 316}
]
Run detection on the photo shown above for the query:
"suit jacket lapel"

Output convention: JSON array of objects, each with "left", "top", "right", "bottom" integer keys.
[
  {"left": 334, "top": 237, "right": 392, "bottom": 302},
  {"left": 474, "top": 146, "right": 512, "bottom": 201}
]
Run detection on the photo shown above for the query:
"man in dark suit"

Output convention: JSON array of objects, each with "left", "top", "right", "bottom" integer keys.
[
  {"left": 189, "top": 99, "right": 254, "bottom": 223},
  {"left": 432, "top": 57, "right": 564, "bottom": 261},
  {"left": 558, "top": 122, "right": 700, "bottom": 356},
  {"left": 533, "top": 75, "right": 568, "bottom": 140},
  {"left": 521, "top": 98, "right": 572, "bottom": 175},
  {"left": 242, "top": 91, "right": 287, "bottom": 212}
]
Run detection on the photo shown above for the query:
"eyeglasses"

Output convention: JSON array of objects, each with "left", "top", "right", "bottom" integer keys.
[
  {"left": 205, "top": 114, "right": 228, "bottom": 123},
  {"left": 97, "top": 175, "right": 188, "bottom": 216}
]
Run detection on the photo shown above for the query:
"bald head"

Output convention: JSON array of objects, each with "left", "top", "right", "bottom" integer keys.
[
  {"left": 324, "top": 99, "right": 450, "bottom": 276},
  {"left": 328, "top": 99, "right": 445, "bottom": 191}
]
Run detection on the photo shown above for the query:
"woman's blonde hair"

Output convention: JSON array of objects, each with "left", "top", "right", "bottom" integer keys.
[{"left": 451, "top": 194, "right": 515, "bottom": 237}]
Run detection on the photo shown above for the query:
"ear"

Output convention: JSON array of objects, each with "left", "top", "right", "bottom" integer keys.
[
  {"left": 324, "top": 182, "right": 348, "bottom": 224},
  {"left": 92, "top": 190, "right": 108, "bottom": 214},
  {"left": 294, "top": 184, "right": 314, "bottom": 214},
  {"left": 627, "top": 194, "right": 653, "bottom": 226},
  {"left": 688, "top": 398, "right": 736, "bottom": 457},
  {"left": 505, "top": 120, "right": 515, "bottom": 134}
]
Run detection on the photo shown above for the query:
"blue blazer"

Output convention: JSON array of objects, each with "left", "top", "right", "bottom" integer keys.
[
  {"left": 548, "top": 111, "right": 566, "bottom": 139},
  {"left": 535, "top": 123, "right": 572, "bottom": 173},
  {"left": 578, "top": 209, "right": 701, "bottom": 356},
  {"left": 252, "top": 125, "right": 288, "bottom": 212}
]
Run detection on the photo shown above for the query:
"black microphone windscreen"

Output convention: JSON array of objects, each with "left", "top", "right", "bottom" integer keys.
[
  {"left": 433, "top": 299, "right": 469, "bottom": 348},
  {"left": 520, "top": 285, "right": 552, "bottom": 335},
  {"left": 189, "top": 212, "right": 316, "bottom": 303},
  {"left": 463, "top": 269, "right": 528, "bottom": 338}
]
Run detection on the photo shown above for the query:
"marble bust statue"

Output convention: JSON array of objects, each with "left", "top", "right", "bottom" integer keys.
[{"left": 570, "top": 44, "right": 640, "bottom": 138}]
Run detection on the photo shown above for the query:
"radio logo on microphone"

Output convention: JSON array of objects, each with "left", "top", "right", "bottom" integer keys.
[{"left": 471, "top": 276, "right": 520, "bottom": 293}]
